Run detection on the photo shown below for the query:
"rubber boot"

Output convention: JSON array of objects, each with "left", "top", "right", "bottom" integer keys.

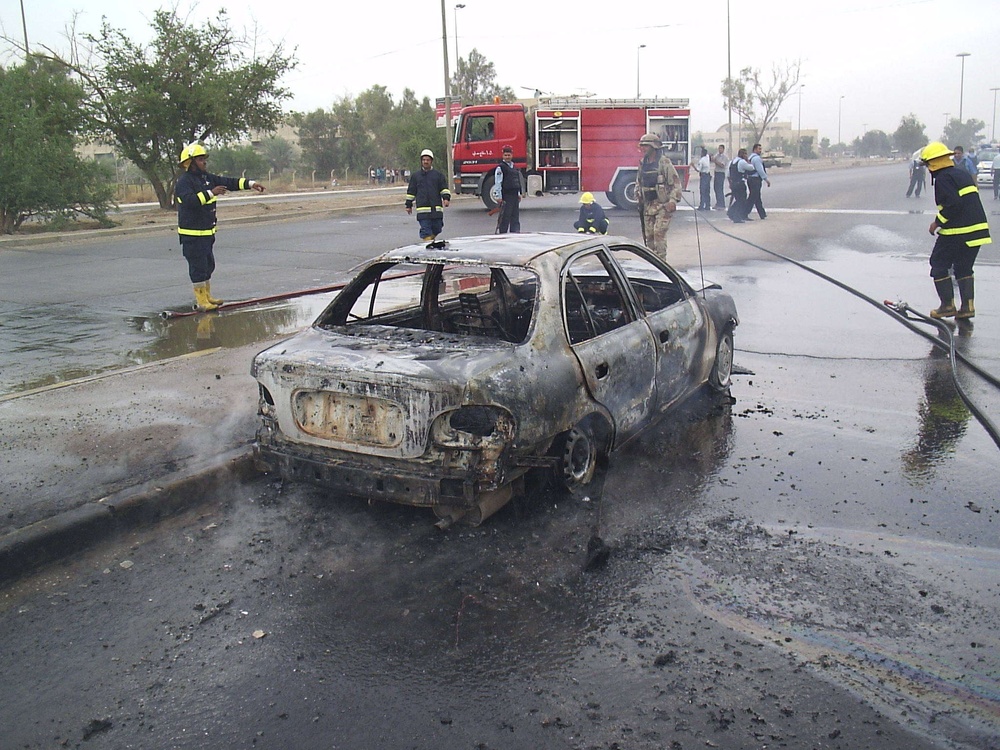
[
  {"left": 929, "top": 277, "right": 956, "bottom": 319},
  {"left": 193, "top": 282, "right": 219, "bottom": 312},
  {"left": 205, "top": 281, "right": 224, "bottom": 306},
  {"left": 955, "top": 276, "right": 975, "bottom": 319}
]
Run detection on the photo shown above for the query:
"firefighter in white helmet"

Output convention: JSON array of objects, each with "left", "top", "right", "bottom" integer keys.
[
  {"left": 920, "top": 141, "right": 991, "bottom": 319},
  {"left": 404, "top": 148, "right": 451, "bottom": 242},
  {"left": 636, "top": 133, "right": 681, "bottom": 260},
  {"left": 175, "top": 143, "right": 266, "bottom": 311}
]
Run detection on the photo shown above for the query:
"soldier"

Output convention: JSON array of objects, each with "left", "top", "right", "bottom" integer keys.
[{"left": 636, "top": 133, "right": 681, "bottom": 260}]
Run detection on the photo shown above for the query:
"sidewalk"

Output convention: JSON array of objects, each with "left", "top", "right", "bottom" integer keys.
[{"left": 0, "top": 342, "right": 268, "bottom": 583}]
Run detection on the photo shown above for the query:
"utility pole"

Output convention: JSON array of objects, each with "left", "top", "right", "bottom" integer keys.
[
  {"left": 956, "top": 53, "right": 970, "bottom": 122},
  {"left": 440, "top": 0, "right": 454, "bottom": 192},
  {"left": 20, "top": 0, "right": 29, "bottom": 61}
]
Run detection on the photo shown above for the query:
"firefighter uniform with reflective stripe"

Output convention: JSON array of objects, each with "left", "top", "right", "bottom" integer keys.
[
  {"left": 928, "top": 162, "right": 991, "bottom": 318},
  {"left": 637, "top": 150, "right": 681, "bottom": 260},
  {"left": 405, "top": 166, "right": 451, "bottom": 240},
  {"left": 175, "top": 170, "right": 253, "bottom": 283}
]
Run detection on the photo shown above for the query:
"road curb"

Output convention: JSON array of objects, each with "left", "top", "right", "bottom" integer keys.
[
  {"left": 0, "top": 198, "right": 402, "bottom": 249},
  {"left": 0, "top": 449, "right": 256, "bottom": 587}
]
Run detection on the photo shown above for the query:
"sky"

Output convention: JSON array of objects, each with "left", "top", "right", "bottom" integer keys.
[{"left": 3, "top": 0, "right": 999, "bottom": 146}]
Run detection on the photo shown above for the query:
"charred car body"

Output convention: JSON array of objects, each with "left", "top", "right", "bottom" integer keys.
[{"left": 252, "top": 233, "right": 738, "bottom": 526}]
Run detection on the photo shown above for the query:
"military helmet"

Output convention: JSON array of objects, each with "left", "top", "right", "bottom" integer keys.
[{"left": 638, "top": 133, "right": 662, "bottom": 149}]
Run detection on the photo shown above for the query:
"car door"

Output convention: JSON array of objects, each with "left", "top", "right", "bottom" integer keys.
[
  {"left": 607, "top": 245, "right": 710, "bottom": 410},
  {"left": 562, "top": 249, "right": 657, "bottom": 441}
]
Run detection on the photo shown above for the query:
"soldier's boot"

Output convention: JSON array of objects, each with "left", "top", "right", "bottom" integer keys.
[
  {"left": 955, "top": 276, "right": 975, "bottom": 319},
  {"left": 929, "top": 276, "right": 957, "bottom": 319},
  {"left": 205, "top": 281, "right": 224, "bottom": 306},
  {"left": 193, "top": 282, "right": 219, "bottom": 312}
]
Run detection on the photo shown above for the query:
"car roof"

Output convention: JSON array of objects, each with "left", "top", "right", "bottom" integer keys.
[{"left": 378, "top": 232, "right": 632, "bottom": 266}]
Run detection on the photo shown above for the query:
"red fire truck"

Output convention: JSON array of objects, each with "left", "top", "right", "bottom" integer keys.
[{"left": 451, "top": 98, "right": 690, "bottom": 211}]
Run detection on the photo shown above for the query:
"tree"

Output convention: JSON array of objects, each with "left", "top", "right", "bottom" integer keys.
[
  {"left": 721, "top": 61, "right": 801, "bottom": 148},
  {"left": 942, "top": 118, "right": 986, "bottom": 150},
  {"left": 893, "top": 114, "right": 928, "bottom": 156},
  {"left": 0, "top": 59, "right": 114, "bottom": 234},
  {"left": 259, "top": 136, "right": 297, "bottom": 175},
  {"left": 290, "top": 108, "right": 342, "bottom": 175},
  {"left": 856, "top": 130, "right": 892, "bottom": 157},
  {"left": 39, "top": 8, "right": 295, "bottom": 208},
  {"left": 209, "top": 144, "right": 269, "bottom": 177},
  {"left": 451, "top": 49, "right": 516, "bottom": 106},
  {"left": 799, "top": 136, "right": 816, "bottom": 159}
]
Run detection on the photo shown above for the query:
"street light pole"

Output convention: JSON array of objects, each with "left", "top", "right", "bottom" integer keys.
[
  {"left": 636, "top": 44, "right": 646, "bottom": 98},
  {"left": 956, "top": 52, "right": 970, "bottom": 122},
  {"left": 726, "top": 0, "right": 732, "bottom": 158},
  {"left": 837, "top": 95, "right": 844, "bottom": 148},
  {"left": 440, "top": 0, "right": 454, "bottom": 192},
  {"left": 454, "top": 4, "right": 465, "bottom": 69},
  {"left": 797, "top": 84, "right": 805, "bottom": 157},
  {"left": 991, "top": 87, "right": 1000, "bottom": 142}
]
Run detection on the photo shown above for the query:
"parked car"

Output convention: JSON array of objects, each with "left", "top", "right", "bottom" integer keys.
[
  {"left": 976, "top": 149, "right": 997, "bottom": 187},
  {"left": 251, "top": 233, "right": 738, "bottom": 526}
]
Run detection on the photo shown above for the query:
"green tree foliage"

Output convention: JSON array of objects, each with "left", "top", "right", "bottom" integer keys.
[
  {"left": 293, "top": 87, "right": 446, "bottom": 179},
  {"left": 799, "top": 136, "right": 816, "bottom": 159},
  {"left": 942, "top": 118, "right": 986, "bottom": 151},
  {"left": 721, "top": 62, "right": 801, "bottom": 149},
  {"left": 855, "top": 130, "right": 892, "bottom": 157},
  {"left": 0, "top": 59, "right": 114, "bottom": 234},
  {"left": 209, "top": 144, "right": 269, "bottom": 177},
  {"left": 40, "top": 8, "right": 295, "bottom": 208},
  {"left": 893, "top": 114, "right": 928, "bottom": 156},
  {"left": 451, "top": 49, "right": 516, "bottom": 106},
  {"left": 259, "top": 136, "right": 297, "bottom": 175}
]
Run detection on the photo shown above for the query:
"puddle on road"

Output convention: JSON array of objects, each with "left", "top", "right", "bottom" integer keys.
[{"left": 0, "top": 295, "right": 335, "bottom": 396}]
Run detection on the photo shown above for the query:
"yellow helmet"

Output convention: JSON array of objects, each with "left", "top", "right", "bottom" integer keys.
[
  {"left": 579, "top": 192, "right": 595, "bottom": 204},
  {"left": 179, "top": 142, "right": 208, "bottom": 166},
  {"left": 920, "top": 141, "right": 953, "bottom": 163}
]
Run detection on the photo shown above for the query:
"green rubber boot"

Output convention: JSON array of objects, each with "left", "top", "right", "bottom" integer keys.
[
  {"left": 956, "top": 276, "right": 975, "bottom": 319},
  {"left": 929, "top": 276, "right": 956, "bottom": 319}
]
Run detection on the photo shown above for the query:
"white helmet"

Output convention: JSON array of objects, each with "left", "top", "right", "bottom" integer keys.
[{"left": 420, "top": 149, "right": 434, "bottom": 159}]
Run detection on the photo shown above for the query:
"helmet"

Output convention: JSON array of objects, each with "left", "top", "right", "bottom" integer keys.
[
  {"left": 579, "top": 192, "right": 595, "bottom": 204},
  {"left": 638, "top": 133, "right": 662, "bottom": 149},
  {"left": 920, "top": 141, "right": 953, "bottom": 162},
  {"left": 179, "top": 142, "right": 208, "bottom": 166},
  {"left": 502, "top": 144, "right": 513, "bottom": 153},
  {"left": 420, "top": 148, "right": 434, "bottom": 159}
]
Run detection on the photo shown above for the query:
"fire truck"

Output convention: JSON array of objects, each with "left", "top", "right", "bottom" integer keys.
[{"left": 451, "top": 98, "right": 690, "bottom": 211}]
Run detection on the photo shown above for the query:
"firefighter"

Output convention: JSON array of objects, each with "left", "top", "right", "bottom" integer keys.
[
  {"left": 404, "top": 148, "right": 451, "bottom": 242},
  {"left": 574, "top": 192, "right": 610, "bottom": 234},
  {"left": 636, "top": 133, "right": 681, "bottom": 260},
  {"left": 175, "top": 143, "right": 266, "bottom": 311},
  {"left": 921, "top": 141, "right": 991, "bottom": 319}
]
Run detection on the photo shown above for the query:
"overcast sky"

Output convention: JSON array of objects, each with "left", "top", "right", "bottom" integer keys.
[{"left": 4, "top": 0, "right": 998, "bottom": 146}]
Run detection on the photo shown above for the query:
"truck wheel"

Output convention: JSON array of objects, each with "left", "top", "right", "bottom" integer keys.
[
  {"left": 480, "top": 174, "right": 498, "bottom": 211},
  {"left": 610, "top": 171, "right": 640, "bottom": 211}
]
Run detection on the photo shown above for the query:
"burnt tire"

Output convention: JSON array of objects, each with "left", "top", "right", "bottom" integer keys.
[
  {"left": 708, "top": 329, "right": 734, "bottom": 392},
  {"left": 557, "top": 423, "right": 599, "bottom": 493}
]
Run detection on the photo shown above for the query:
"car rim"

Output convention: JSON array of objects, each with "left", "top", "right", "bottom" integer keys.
[
  {"left": 713, "top": 332, "right": 734, "bottom": 389},
  {"left": 561, "top": 426, "right": 596, "bottom": 487}
]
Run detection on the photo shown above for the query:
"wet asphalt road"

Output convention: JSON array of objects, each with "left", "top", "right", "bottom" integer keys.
[{"left": 1, "top": 164, "right": 999, "bottom": 748}]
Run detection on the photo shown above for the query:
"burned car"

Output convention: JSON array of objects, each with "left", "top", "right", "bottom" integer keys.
[{"left": 251, "top": 233, "right": 738, "bottom": 526}]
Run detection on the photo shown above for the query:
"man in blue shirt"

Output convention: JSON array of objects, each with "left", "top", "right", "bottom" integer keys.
[
  {"left": 745, "top": 143, "right": 771, "bottom": 220},
  {"left": 952, "top": 146, "right": 976, "bottom": 177}
]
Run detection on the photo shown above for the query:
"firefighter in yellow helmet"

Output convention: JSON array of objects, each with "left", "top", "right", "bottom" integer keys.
[
  {"left": 921, "top": 141, "right": 991, "bottom": 319},
  {"left": 573, "top": 192, "right": 610, "bottom": 234},
  {"left": 175, "top": 143, "right": 266, "bottom": 311},
  {"left": 636, "top": 133, "right": 681, "bottom": 260}
]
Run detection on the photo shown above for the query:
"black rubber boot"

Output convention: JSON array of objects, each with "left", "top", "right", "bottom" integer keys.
[
  {"left": 929, "top": 277, "right": 956, "bottom": 319},
  {"left": 956, "top": 276, "right": 975, "bottom": 319}
]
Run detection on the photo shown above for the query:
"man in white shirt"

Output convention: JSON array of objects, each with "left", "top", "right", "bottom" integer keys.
[
  {"left": 712, "top": 144, "right": 728, "bottom": 209},
  {"left": 695, "top": 147, "right": 712, "bottom": 210}
]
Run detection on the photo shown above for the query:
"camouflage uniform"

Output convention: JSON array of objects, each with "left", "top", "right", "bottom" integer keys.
[{"left": 637, "top": 142, "right": 681, "bottom": 260}]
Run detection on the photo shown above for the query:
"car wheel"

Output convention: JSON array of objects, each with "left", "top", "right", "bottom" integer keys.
[
  {"left": 557, "top": 423, "right": 599, "bottom": 492},
  {"left": 708, "top": 329, "right": 734, "bottom": 392}
]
